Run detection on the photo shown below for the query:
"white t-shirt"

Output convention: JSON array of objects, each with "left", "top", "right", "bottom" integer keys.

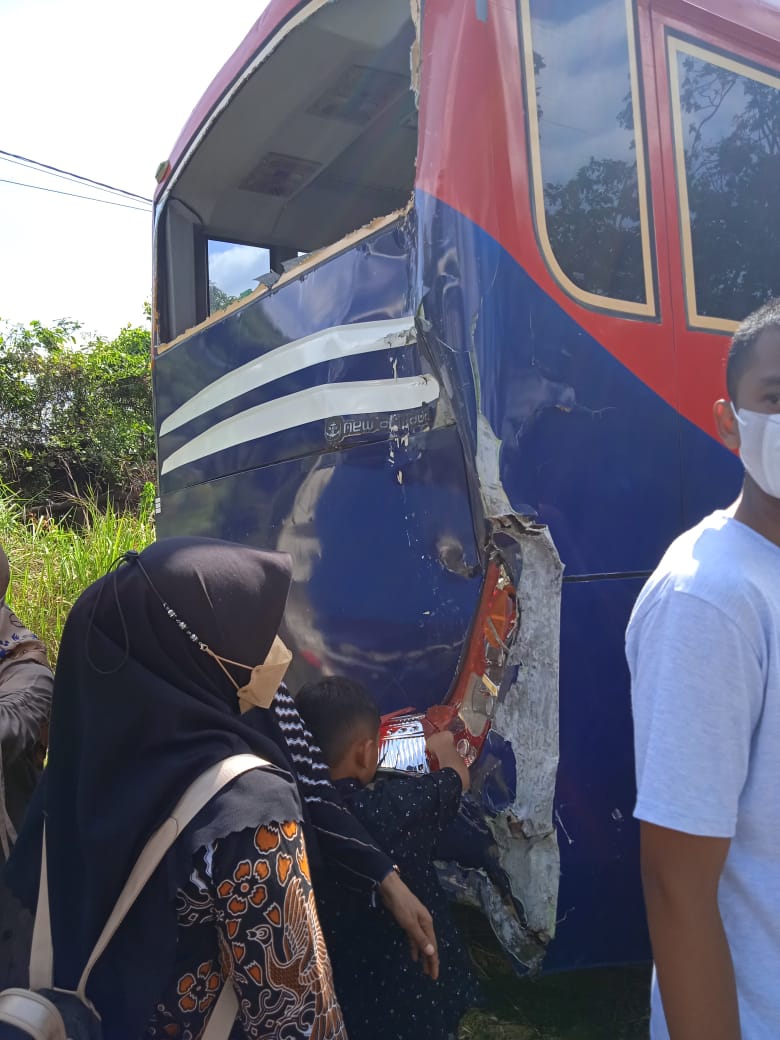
[{"left": 626, "top": 511, "right": 780, "bottom": 1040}]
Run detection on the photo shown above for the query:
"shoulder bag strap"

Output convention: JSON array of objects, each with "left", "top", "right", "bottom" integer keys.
[
  {"left": 76, "top": 753, "right": 268, "bottom": 1002},
  {"left": 29, "top": 752, "right": 267, "bottom": 1037},
  {"left": 28, "top": 824, "right": 53, "bottom": 990},
  {"left": 201, "top": 982, "right": 239, "bottom": 1040}
]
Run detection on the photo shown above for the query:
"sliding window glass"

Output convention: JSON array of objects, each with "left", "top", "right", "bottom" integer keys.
[
  {"left": 669, "top": 37, "right": 780, "bottom": 329},
  {"left": 519, "top": 0, "right": 655, "bottom": 317}
]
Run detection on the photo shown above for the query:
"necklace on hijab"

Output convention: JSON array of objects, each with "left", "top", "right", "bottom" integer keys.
[{"left": 124, "top": 549, "right": 292, "bottom": 710}]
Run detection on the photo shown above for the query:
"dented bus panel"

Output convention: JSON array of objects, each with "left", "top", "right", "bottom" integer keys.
[{"left": 152, "top": 0, "right": 778, "bottom": 970}]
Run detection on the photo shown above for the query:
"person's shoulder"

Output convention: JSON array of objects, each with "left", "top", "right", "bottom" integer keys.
[
  {"left": 631, "top": 511, "right": 772, "bottom": 626},
  {"left": 365, "top": 773, "right": 444, "bottom": 830},
  {"left": 332, "top": 776, "right": 363, "bottom": 805},
  {"left": 333, "top": 776, "right": 383, "bottom": 826}
]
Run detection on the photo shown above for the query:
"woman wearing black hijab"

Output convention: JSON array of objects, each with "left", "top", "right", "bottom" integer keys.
[{"left": 5, "top": 538, "right": 359, "bottom": 1038}]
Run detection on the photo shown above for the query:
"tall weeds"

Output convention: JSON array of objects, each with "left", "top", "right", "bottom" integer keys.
[{"left": 0, "top": 483, "right": 155, "bottom": 662}]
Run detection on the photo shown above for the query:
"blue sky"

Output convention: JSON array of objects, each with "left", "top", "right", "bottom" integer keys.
[
  {"left": 531, "top": 0, "right": 636, "bottom": 184},
  {"left": 209, "top": 241, "right": 270, "bottom": 299},
  {"left": 0, "top": 0, "right": 267, "bottom": 336}
]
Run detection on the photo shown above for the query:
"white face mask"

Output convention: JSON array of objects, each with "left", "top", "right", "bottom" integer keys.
[{"left": 732, "top": 404, "right": 780, "bottom": 499}]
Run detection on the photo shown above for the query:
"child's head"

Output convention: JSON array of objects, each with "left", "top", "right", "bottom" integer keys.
[{"left": 296, "top": 676, "right": 381, "bottom": 785}]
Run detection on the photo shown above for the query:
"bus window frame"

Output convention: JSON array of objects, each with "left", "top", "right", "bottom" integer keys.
[
  {"left": 667, "top": 32, "right": 780, "bottom": 334},
  {"left": 518, "top": 0, "right": 658, "bottom": 320},
  {"left": 195, "top": 229, "right": 210, "bottom": 326}
]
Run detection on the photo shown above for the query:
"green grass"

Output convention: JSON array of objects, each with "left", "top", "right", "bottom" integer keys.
[
  {"left": 456, "top": 908, "right": 650, "bottom": 1040},
  {"left": 0, "top": 484, "right": 155, "bottom": 661}
]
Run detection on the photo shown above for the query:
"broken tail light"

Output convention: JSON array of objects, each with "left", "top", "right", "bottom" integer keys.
[{"left": 379, "top": 558, "right": 517, "bottom": 772}]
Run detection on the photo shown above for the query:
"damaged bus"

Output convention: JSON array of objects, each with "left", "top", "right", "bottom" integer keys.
[{"left": 151, "top": 0, "right": 780, "bottom": 970}]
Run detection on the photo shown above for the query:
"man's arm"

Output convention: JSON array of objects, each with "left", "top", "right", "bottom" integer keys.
[{"left": 641, "top": 823, "right": 740, "bottom": 1040}]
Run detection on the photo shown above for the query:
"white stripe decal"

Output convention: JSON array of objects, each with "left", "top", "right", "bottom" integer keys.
[
  {"left": 160, "top": 316, "right": 416, "bottom": 436},
  {"left": 160, "top": 375, "right": 440, "bottom": 476}
]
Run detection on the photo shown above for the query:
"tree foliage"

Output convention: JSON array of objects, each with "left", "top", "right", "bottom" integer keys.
[
  {"left": 0, "top": 317, "right": 154, "bottom": 507},
  {"left": 208, "top": 281, "right": 238, "bottom": 313},
  {"left": 678, "top": 55, "right": 780, "bottom": 320}
]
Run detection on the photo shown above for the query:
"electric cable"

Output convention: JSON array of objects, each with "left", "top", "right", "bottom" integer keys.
[
  {"left": 0, "top": 148, "right": 153, "bottom": 204},
  {"left": 0, "top": 177, "right": 151, "bottom": 213}
]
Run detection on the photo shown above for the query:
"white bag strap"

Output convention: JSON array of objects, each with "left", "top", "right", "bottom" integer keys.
[
  {"left": 29, "top": 827, "right": 53, "bottom": 990},
  {"left": 30, "top": 753, "right": 267, "bottom": 1033},
  {"left": 202, "top": 982, "right": 239, "bottom": 1040}
]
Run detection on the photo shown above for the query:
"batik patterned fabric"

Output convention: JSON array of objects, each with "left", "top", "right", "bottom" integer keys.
[{"left": 146, "top": 821, "right": 345, "bottom": 1040}]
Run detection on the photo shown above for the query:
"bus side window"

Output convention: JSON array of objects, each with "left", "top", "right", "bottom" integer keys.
[
  {"left": 669, "top": 38, "right": 780, "bottom": 328},
  {"left": 207, "top": 240, "right": 271, "bottom": 315},
  {"left": 519, "top": 0, "right": 656, "bottom": 318}
]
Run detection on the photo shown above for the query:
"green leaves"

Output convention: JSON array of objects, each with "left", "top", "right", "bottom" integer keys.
[{"left": 0, "top": 317, "right": 154, "bottom": 507}]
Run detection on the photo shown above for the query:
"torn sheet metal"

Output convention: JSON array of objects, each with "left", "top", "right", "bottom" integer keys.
[
  {"left": 487, "top": 517, "right": 562, "bottom": 953},
  {"left": 409, "top": 0, "right": 422, "bottom": 104},
  {"left": 442, "top": 517, "right": 562, "bottom": 969},
  {"left": 476, "top": 414, "right": 513, "bottom": 519},
  {"left": 413, "top": 158, "right": 562, "bottom": 966}
]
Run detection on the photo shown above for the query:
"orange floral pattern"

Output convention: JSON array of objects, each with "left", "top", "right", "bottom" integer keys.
[
  {"left": 176, "top": 961, "right": 221, "bottom": 1014},
  {"left": 146, "top": 822, "right": 345, "bottom": 1040}
]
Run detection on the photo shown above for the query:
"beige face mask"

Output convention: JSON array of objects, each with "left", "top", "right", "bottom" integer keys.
[{"left": 206, "top": 636, "right": 292, "bottom": 711}]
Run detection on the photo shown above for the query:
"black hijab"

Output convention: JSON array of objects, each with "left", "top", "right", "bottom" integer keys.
[{"left": 7, "top": 537, "right": 302, "bottom": 1038}]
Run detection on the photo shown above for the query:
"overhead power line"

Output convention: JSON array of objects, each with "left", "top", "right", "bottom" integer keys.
[
  {"left": 0, "top": 149, "right": 153, "bottom": 204},
  {"left": 0, "top": 153, "right": 138, "bottom": 200},
  {"left": 0, "top": 177, "right": 151, "bottom": 213}
]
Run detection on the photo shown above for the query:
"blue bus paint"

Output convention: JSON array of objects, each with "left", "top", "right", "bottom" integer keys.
[
  {"left": 156, "top": 191, "right": 743, "bottom": 969},
  {"left": 416, "top": 191, "right": 732, "bottom": 575},
  {"left": 157, "top": 425, "right": 483, "bottom": 711},
  {"left": 155, "top": 222, "right": 419, "bottom": 494}
]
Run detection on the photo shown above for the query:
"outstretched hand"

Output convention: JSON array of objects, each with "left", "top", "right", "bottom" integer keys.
[{"left": 378, "top": 869, "right": 439, "bottom": 980}]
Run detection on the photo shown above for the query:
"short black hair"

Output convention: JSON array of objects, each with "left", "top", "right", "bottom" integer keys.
[
  {"left": 727, "top": 298, "right": 780, "bottom": 403},
  {"left": 295, "top": 676, "right": 380, "bottom": 767}
]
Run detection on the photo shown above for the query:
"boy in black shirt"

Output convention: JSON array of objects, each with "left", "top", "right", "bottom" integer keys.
[{"left": 296, "top": 677, "right": 481, "bottom": 1040}]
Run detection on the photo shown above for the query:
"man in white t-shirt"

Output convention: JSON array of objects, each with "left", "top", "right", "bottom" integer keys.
[{"left": 626, "top": 298, "right": 780, "bottom": 1040}]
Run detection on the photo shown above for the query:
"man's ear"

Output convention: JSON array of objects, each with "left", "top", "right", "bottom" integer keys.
[{"left": 714, "top": 399, "right": 740, "bottom": 452}]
